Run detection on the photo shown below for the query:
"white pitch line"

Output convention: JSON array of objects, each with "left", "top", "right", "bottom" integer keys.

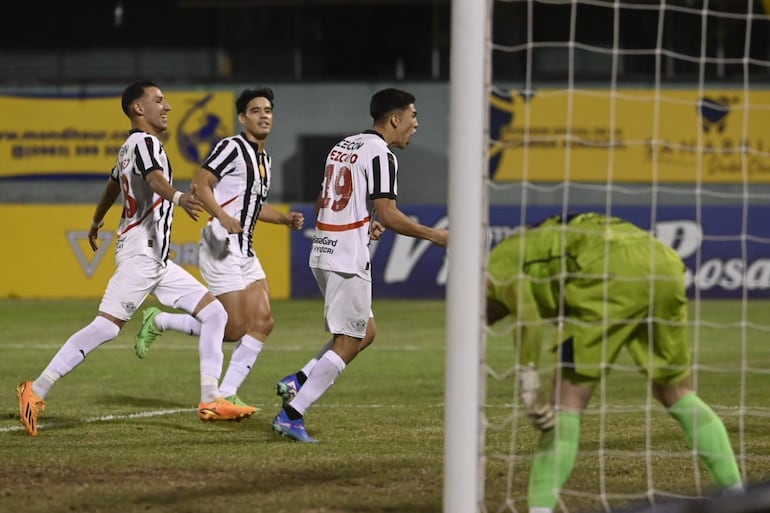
[
  {"left": 0, "top": 407, "right": 196, "bottom": 434},
  {"left": 0, "top": 403, "right": 418, "bottom": 434}
]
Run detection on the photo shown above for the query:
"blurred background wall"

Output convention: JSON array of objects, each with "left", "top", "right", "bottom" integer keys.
[
  {"left": 2, "top": 0, "right": 766, "bottom": 206},
  {"left": 2, "top": 0, "right": 769, "bottom": 299}
]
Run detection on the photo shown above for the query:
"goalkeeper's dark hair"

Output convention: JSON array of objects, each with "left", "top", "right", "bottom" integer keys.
[
  {"left": 121, "top": 81, "right": 159, "bottom": 117},
  {"left": 370, "top": 88, "right": 415, "bottom": 122},
  {"left": 236, "top": 87, "right": 275, "bottom": 114}
]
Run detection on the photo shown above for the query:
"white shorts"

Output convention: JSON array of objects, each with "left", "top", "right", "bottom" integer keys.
[
  {"left": 311, "top": 267, "right": 372, "bottom": 338},
  {"left": 199, "top": 243, "right": 266, "bottom": 296},
  {"left": 99, "top": 256, "right": 209, "bottom": 321}
]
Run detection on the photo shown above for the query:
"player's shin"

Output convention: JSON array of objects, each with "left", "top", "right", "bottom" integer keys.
[
  {"left": 528, "top": 411, "right": 581, "bottom": 510},
  {"left": 669, "top": 392, "right": 742, "bottom": 489}
]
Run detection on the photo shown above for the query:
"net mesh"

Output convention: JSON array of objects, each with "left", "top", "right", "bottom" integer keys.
[{"left": 483, "top": 1, "right": 770, "bottom": 511}]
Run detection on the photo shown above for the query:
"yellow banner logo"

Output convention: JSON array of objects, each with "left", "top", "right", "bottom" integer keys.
[
  {"left": 0, "top": 91, "right": 234, "bottom": 180},
  {"left": 490, "top": 89, "right": 770, "bottom": 183},
  {"left": 0, "top": 204, "right": 291, "bottom": 300}
]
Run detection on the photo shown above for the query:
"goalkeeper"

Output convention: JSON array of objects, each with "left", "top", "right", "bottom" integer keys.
[{"left": 486, "top": 212, "right": 743, "bottom": 513}]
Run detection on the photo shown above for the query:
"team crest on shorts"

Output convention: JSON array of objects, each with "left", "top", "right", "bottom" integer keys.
[
  {"left": 121, "top": 301, "right": 138, "bottom": 315},
  {"left": 350, "top": 319, "right": 367, "bottom": 332}
]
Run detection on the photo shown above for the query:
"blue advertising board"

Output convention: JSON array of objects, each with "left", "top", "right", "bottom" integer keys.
[{"left": 290, "top": 204, "right": 770, "bottom": 299}]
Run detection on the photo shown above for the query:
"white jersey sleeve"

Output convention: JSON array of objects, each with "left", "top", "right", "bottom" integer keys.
[
  {"left": 309, "top": 130, "right": 397, "bottom": 279},
  {"left": 111, "top": 129, "right": 175, "bottom": 264}
]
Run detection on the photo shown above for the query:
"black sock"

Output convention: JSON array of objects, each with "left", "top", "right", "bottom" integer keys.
[
  {"left": 297, "top": 371, "right": 308, "bottom": 385},
  {"left": 284, "top": 405, "right": 302, "bottom": 421}
]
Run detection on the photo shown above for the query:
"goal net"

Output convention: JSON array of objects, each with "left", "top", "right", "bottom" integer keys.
[{"left": 472, "top": 1, "right": 770, "bottom": 512}]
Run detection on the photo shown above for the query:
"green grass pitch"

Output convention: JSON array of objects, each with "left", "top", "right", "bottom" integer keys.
[{"left": 1, "top": 298, "right": 768, "bottom": 512}]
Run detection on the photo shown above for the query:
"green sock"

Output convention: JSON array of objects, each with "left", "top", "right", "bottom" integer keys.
[
  {"left": 669, "top": 392, "right": 741, "bottom": 489},
  {"left": 528, "top": 411, "right": 581, "bottom": 510}
]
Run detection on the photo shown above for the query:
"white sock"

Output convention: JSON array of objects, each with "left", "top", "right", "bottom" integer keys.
[
  {"left": 300, "top": 359, "right": 318, "bottom": 378},
  {"left": 530, "top": 508, "right": 553, "bottom": 513},
  {"left": 155, "top": 312, "right": 201, "bottom": 336},
  {"left": 290, "top": 350, "right": 346, "bottom": 415},
  {"left": 201, "top": 376, "right": 219, "bottom": 404},
  {"left": 195, "top": 301, "right": 228, "bottom": 402},
  {"left": 33, "top": 316, "right": 120, "bottom": 399},
  {"left": 219, "top": 334, "right": 263, "bottom": 398},
  {"left": 301, "top": 338, "right": 334, "bottom": 376}
]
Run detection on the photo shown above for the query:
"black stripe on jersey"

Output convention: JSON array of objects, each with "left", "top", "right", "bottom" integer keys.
[
  {"left": 386, "top": 152, "right": 397, "bottom": 193},
  {"left": 369, "top": 154, "right": 397, "bottom": 200},
  {"left": 206, "top": 139, "right": 232, "bottom": 165},
  {"left": 133, "top": 134, "right": 173, "bottom": 262},
  {"left": 205, "top": 141, "right": 239, "bottom": 180},
  {"left": 233, "top": 138, "right": 258, "bottom": 257},
  {"left": 158, "top": 198, "right": 173, "bottom": 263},
  {"left": 206, "top": 148, "right": 238, "bottom": 180},
  {"left": 167, "top": 151, "right": 174, "bottom": 184},
  {"left": 152, "top": 137, "right": 173, "bottom": 262},
  {"left": 247, "top": 152, "right": 268, "bottom": 241},
  {"left": 136, "top": 136, "right": 162, "bottom": 177},
  {"left": 161, "top": 143, "right": 173, "bottom": 262},
  {"left": 372, "top": 155, "right": 381, "bottom": 193}
]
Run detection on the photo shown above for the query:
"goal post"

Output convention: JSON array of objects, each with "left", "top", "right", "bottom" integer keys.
[{"left": 444, "top": 0, "right": 491, "bottom": 512}]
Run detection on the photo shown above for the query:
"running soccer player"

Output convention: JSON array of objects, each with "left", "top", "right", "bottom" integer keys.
[
  {"left": 133, "top": 87, "right": 304, "bottom": 409},
  {"left": 272, "top": 88, "right": 449, "bottom": 442},
  {"left": 16, "top": 81, "right": 255, "bottom": 437},
  {"left": 485, "top": 212, "right": 743, "bottom": 513}
]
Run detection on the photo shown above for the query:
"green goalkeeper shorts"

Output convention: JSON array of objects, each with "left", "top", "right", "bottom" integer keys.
[{"left": 556, "top": 239, "right": 691, "bottom": 385}]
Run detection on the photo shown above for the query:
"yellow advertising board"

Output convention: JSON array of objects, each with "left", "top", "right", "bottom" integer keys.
[
  {"left": 0, "top": 204, "right": 291, "bottom": 300},
  {"left": 0, "top": 91, "right": 234, "bottom": 180},
  {"left": 490, "top": 89, "right": 770, "bottom": 183}
]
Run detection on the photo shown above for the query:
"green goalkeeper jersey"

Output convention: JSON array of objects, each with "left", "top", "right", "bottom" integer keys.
[{"left": 487, "top": 212, "right": 672, "bottom": 369}]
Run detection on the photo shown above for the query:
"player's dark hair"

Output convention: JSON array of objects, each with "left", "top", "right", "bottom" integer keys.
[
  {"left": 121, "top": 81, "right": 158, "bottom": 117},
  {"left": 369, "top": 88, "right": 415, "bottom": 122},
  {"left": 236, "top": 87, "right": 275, "bottom": 114}
]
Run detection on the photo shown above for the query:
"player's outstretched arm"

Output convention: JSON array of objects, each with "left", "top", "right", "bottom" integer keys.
[
  {"left": 145, "top": 169, "right": 204, "bottom": 221},
  {"left": 373, "top": 197, "right": 448, "bottom": 247},
  {"left": 259, "top": 203, "right": 305, "bottom": 230}
]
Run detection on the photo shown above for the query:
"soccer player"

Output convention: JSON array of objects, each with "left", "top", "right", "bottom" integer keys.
[
  {"left": 15, "top": 81, "right": 256, "bottom": 437},
  {"left": 485, "top": 212, "right": 743, "bottom": 512},
  {"left": 134, "top": 87, "right": 304, "bottom": 407},
  {"left": 272, "top": 88, "right": 449, "bottom": 442}
]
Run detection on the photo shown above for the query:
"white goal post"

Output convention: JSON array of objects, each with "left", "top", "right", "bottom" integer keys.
[{"left": 444, "top": 0, "right": 491, "bottom": 511}]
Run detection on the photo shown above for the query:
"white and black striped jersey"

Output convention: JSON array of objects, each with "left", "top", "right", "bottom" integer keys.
[
  {"left": 201, "top": 133, "right": 271, "bottom": 257},
  {"left": 309, "top": 129, "right": 398, "bottom": 279},
  {"left": 111, "top": 129, "right": 175, "bottom": 264}
]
